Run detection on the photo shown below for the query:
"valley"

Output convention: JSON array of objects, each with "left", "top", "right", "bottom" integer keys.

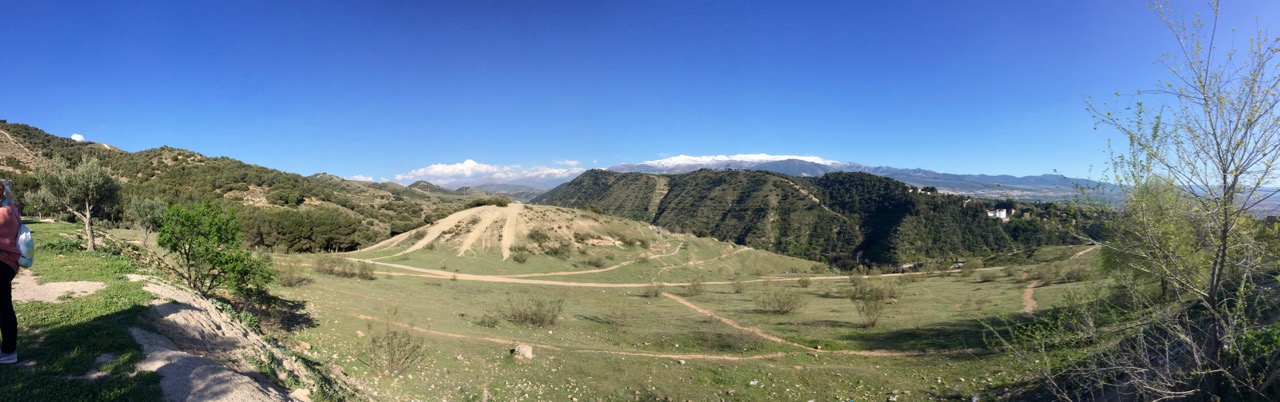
[{"left": 259, "top": 203, "right": 1100, "bottom": 400}]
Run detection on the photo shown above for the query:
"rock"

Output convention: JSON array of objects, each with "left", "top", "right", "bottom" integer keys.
[
  {"left": 510, "top": 344, "right": 534, "bottom": 360},
  {"left": 356, "top": 330, "right": 366, "bottom": 338},
  {"left": 677, "top": 359, "right": 686, "bottom": 365}
]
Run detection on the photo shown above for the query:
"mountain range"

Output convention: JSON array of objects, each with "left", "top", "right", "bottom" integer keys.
[{"left": 608, "top": 154, "right": 1102, "bottom": 200}]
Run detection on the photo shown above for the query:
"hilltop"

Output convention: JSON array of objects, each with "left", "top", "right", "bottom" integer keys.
[
  {"left": 608, "top": 154, "right": 1104, "bottom": 199},
  {"left": 0, "top": 121, "right": 479, "bottom": 252},
  {"left": 535, "top": 169, "right": 1089, "bottom": 267}
]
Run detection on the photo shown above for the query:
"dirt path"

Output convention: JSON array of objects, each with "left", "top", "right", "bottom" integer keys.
[
  {"left": 504, "top": 242, "right": 684, "bottom": 278},
  {"left": 1071, "top": 245, "right": 1100, "bottom": 260},
  {"left": 661, "top": 292, "right": 804, "bottom": 348},
  {"left": 652, "top": 246, "right": 748, "bottom": 278},
  {"left": 1022, "top": 281, "right": 1039, "bottom": 314},
  {"left": 11, "top": 270, "right": 105, "bottom": 303},
  {"left": 344, "top": 311, "right": 931, "bottom": 361}
]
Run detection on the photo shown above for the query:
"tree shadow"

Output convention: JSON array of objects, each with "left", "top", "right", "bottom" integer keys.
[
  {"left": 841, "top": 314, "right": 1039, "bottom": 355},
  {"left": 0, "top": 304, "right": 162, "bottom": 401}
]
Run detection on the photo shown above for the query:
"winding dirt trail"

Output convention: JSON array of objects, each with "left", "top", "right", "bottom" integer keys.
[
  {"left": 1071, "top": 245, "right": 1100, "bottom": 260},
  {"left": 503, "top": 242, "right": 685, "bottom": 278},
  {"left": 1022, "top": 281, "right": 1040, "bottom": 314},
  {"left": 661, "top": 292, "right": 803, "bottom": 347}
]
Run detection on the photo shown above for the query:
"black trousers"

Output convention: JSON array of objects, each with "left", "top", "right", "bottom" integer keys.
[{"left": 0, "top": 264, "right": 14, "bottom": 354}]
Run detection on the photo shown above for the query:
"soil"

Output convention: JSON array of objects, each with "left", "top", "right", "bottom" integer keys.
[{"left": 11, "top": 270, "right": 104, "bottom": 303}]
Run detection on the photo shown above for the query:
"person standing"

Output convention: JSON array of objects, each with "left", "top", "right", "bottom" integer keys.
[{"left": 0, "top": 181, "right": 21, "bottom": 363}]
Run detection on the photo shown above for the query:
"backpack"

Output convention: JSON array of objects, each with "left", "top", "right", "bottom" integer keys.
[{"left": 16, "top": 223, "right": 32, "bottom": 268}]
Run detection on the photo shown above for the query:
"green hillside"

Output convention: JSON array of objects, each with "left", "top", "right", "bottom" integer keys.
[
  {"left": 535, "top": 169, "right": 1087, "bottom": 268},
  {"left": 0, "top": 121, "right": 476, "bottom": 252}
]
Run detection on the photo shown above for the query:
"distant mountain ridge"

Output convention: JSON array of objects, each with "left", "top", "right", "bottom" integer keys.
[
  {"left": 608, "top": 154, "right": 1102, "bottom": 199},
  {"left": 534, "top": 169, "right": 1088, "bottom": 267}
]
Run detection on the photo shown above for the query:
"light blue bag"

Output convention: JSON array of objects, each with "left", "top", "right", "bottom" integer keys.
[{"left": 16, "top": 223, "right": 32, "bottom": 268}]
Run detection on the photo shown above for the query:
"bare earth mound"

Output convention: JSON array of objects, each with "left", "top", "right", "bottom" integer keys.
[{"left": 127, "top": 274, "right": 313, "bottom": 402}]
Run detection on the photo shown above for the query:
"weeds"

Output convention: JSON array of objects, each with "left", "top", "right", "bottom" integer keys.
[
  {"left": 685, "top": 276, "right": 705, "bottom": 296},
  {"left": 754, "top": 286, "right": 807, "bottom": 314},
  {"left": 642, "top": 282, "right": 664, "bottom": 298},
  {"left": 314, "top": 255, "right": 375, "bottom": 280},
  {"left": 276, "top": 261, "right": 310, "bottom": 287},
  {"left": 357, "top": 309, "right": 429, "bottom": 377},
  {"left": 501, "top": 297, "right": 565, "bottom": 327}
]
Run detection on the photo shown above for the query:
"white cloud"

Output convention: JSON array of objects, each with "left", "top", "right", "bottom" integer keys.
[
  {"left": 394, "top": 160, "right": 500, "bottom": 181},
  {"left": 395, "top": 160, "right": 585, "bottom": 185},
  {"left": 348, "top": 175, "right": 375, "bottom": 182},
  {"left": 554, "top": 159, "right": 580, "bottom": 167},
  {"left": 70, "top": 133, "right": 85, "bottom": 142}
]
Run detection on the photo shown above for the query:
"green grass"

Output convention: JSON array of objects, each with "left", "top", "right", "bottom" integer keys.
[
  {"left": 270, "top": 241, "right": 1109, "bottom": 401},
  {"left": 0, "top": 221, "right": 162, "bottom": 400}
]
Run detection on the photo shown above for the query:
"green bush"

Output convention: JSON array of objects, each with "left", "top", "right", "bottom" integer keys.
[
  {"left": 685, "top": 276, "right": 705, "bottom": 296},
  {"left": 641, "top": 282, "right": 664, "bottom": 298},
  {"left": 797, "top": 276, "right": 812, "bottom": 288},
  {"left": 978, "top": 271, "right": 999, "bottom": 283},
  {"left": 357, "top": 309, "right": 428, "bottom": 377},
  {"left": 754, "top": 287, "right": 807, "bottom": 314},
  {"left": 501, "top": 297, "right": 565, "bottom": 328}
]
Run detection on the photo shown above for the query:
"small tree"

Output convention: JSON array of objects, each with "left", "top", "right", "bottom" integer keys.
[
  {"left": 158, "top": 202, "right": 274, "bottom": 298},
  {"left": 125, "top": 198, "right": 166, "bottom": 246},
  {"left": 29, "top": 156, "right": 119, "bottom": 251}
]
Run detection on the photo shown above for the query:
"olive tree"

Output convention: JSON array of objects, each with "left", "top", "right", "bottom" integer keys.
[
  {"left": 125, "top": 198, "right": 166, "bottom": 246},
  {"left": 29, "top": 156, "right": 119, "bottom": 251}
]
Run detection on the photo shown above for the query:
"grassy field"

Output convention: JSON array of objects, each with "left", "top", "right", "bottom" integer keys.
[
  {"left": 91, "top": 204, "right": 1106, "bottom": 401},
  {"left": 2, "top": 221, "right": 163, "bottom": 400},
  {"left": 268, "top": 205, "right": 1104, "bottom": 402}
]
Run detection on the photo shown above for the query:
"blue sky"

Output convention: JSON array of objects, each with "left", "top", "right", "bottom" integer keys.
[{"left": 3, "top": 1, "right": 1277, "bottom": 186}]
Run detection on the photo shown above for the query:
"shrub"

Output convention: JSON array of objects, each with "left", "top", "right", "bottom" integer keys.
[
  {"left": 475, "top": 313, "right": 501, "bottom": 328},
  {"left": 850, "top": 283, "right": 897, "bottom": 328},
  {"left": 731, "top": 277, "right": 746, "bottom": 294},
  {"left": 357, "top": 309, "right": 428, "bottom": 377},
  {"left": 810, "top": 264, "right": 829, "bottom": 274},
  {"left": 314, "top": 255, "right": 375, "bottom": 280},
  {"left": 501, "top": 297, "right": 565, "bottom": 327},
  {"left": 1061, "top": 266, "right": 1090, "bottom": 283},
  {"left": 960, "top": 264, "right": 977, "bottom": 277},
  {"left": 276, "top": 261, "right": 310, "bottom": 287},
  {"left": 754, "top": 287, "right": 807, "bottom": 314},
  {"left": 978, "top": 271, "right": 999, "bottom": 283},
  {"left": 797, "top": 276, "right": 812, "bottom": 288},
  {"left": 641, "top": 282, "right": 664, "bottom": 298},
  {"left": 526, "top": 229, "right": 550, "bottom": 245},
  {"left": 585, "top": 257, "right": 606, "bottom": 268},
  {"left": 511, "top": 251, "right": 530, "bottom": 264},
  {"left": 685, "top": 276, "right": 705, "bottom": 296}
]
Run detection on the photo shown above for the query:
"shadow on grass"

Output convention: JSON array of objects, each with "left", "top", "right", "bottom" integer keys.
[
  {"left": 0, "top": 304, "right": 163, "bottom": 401},
  {"left": 840, "top": 314, "right": 1039, "bottom": 355}
]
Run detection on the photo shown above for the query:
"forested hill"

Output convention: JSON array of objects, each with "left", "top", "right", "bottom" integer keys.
[
  {"left": 0, "top": 121, "right": 475, "bottom": 252},
  {"left": 534, "top": 169, "right": 1089, "bottom": 268}
]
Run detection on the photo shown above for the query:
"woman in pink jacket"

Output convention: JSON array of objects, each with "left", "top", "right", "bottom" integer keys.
[{"left": 0, "top": 181, "right": 21, "bottom": 364}]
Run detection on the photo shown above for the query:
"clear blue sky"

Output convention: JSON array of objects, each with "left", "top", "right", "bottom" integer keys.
[{"left": 3, "top": 1, "right": 1276, "bottom": 185}]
